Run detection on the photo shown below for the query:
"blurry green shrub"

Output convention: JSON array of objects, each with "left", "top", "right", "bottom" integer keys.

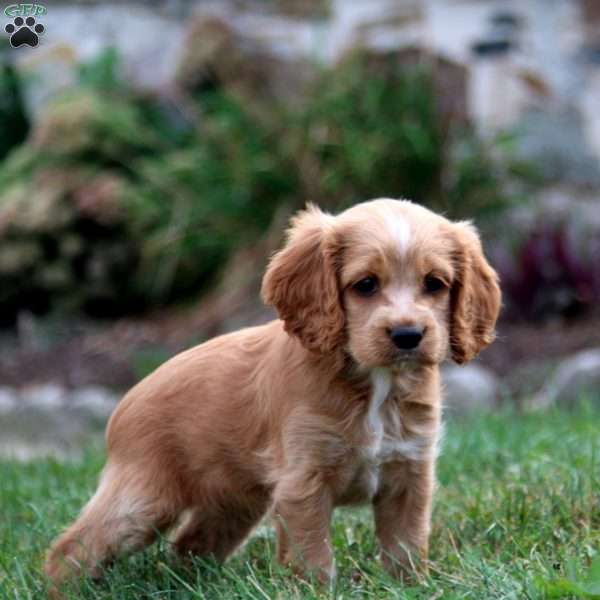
[
  {"left": 0, "top": 47, "right": 532, "bottom": 324},
  {"left": 125, "top": 91, "right": 298, "bottom": 302},
  {"left": 294, "top": 53, "right": 535, "bottom": 219},
  {"left": 0, "top": 50, "right": 29, "bottom": 161},
  {"left": 0, "top": 50, "right": 169, "bottom": 322},
  {"left": 78, "top": 46, "right": 122, "bottom": 92},
  {"left": 443, "top": 130, "right": 540, "bottom": 221},
  {"left": 293, "top": 57, "right": 445, "bottom": 209}
]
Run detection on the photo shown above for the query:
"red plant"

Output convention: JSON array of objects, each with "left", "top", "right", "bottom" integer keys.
[{"left": 498, "top": 221, "right": 600, "bottom": 320}]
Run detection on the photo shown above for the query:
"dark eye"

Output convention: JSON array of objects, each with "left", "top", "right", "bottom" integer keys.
[
  {"left": 352, "top": 276, "right": 379, "bottom": 297},
  {"left": 424, "top": 275, "right": 445, "bottom": 294}
]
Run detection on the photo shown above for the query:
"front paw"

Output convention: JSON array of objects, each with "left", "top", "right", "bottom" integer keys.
[
  {"left": 380, "top": 545, "right": 428, "bottom": 581},
  {"left": 280, "top": 554, "right": 336, "bottom": 586}
]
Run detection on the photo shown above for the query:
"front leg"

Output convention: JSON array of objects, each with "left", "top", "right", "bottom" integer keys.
[
  {"left": 273, "top": 472, "right": 334, "bottom": 583},
  {"left": 373, "top": 459, "right": 434, "bottom": 579}
]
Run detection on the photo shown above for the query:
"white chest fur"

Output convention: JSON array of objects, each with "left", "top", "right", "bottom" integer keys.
[
  {"left": 366, "top": 368, "right": 392, "bottom": 459},
  {"left": 361, "top": 368, "right": 433, "bottom": 497}
]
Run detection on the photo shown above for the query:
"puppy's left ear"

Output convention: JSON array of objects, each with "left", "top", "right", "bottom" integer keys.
[
  {"left": 261, "top": 205, "right": 344, "bottom": 355},
  {"left": 450, "top": 222, "right": 501, "bottom": 365}
]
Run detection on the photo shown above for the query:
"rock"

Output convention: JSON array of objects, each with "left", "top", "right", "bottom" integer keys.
[
  {"left": 529, "top": 349, "right": 600, "bottom": 410},
  {"left": 70, "top": 386, "right": 119, "bottom": 420},
  {"left": 14, "top": 44, "right": 78, "bottom": 122},
  {"left": 14, "top": 6, "right": 183, "bottom": 114},
  {"left": 174, "top": 15, "right": 314, "bottom": 104},
  {"left": 0, "top": 384, "right": 117, "bottom": 460},
  {"left": 442, "top": 364, "right": 500, "bottom": 416},
  {"left": 0, "top": 387, "right": 19, "bottom": 414},
  {"left": 0, "top": 403, "right": 97, "bottom": 461},
  {"left": 20, "top": 383, "right": 67, "bottom": 409},
  {"left": 275, "top": 0, "right": 330, "bottom": 18},
  {"left": 515, "top": 108, "right": 600, "bottom": 186}
]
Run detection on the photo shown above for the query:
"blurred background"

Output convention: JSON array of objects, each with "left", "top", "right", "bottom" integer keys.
[{"left": 0, "top": 0, "right": 599, "bottom": 458}]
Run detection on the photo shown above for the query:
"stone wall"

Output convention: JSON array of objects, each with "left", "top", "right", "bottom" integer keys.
[{"left": 2, "top": 1, "right": 596, "bottom": 164}]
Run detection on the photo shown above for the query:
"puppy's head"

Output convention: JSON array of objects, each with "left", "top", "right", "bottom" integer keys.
[{"left": 262, "top": 199, "right": 501, "bottom": 369}]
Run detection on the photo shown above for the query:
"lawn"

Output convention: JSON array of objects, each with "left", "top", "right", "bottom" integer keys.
[{"left": 1, "top": 406, "right": 598, "bottom": 599}]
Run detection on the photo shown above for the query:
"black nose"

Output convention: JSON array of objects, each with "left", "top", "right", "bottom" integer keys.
[{"left": 389, "top": 326, "right": 423, "bottom": 350}]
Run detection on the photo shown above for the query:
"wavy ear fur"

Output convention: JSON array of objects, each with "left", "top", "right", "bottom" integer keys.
[
  {"left": 450, "top": 222, "right": 501, "bottom": 365},
  {"left": 261, "top": 205, "right": 344, "bottom": 355}
]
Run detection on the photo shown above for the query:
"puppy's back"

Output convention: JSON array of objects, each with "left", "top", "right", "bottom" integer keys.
[{"left": 105, "top": 321, "right": 283, "bottom": 470}]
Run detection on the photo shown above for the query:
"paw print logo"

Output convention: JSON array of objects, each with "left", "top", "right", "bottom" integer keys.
[{"left": 5, "top": 16, "right": 45, "bottom": 48}]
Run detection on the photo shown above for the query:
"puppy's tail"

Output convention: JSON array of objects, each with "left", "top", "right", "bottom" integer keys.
[{"left": 44, "top": 463, "right": 178, "bottom": 595}]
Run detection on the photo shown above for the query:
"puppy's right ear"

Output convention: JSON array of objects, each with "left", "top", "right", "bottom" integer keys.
[{"left": 261, "top": 205, "right": 344, "bottom": 354}]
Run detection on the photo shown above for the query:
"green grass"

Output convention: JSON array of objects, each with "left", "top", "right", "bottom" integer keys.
[{"left": 1, "top": 406, "right": 598, "bottom": 599}]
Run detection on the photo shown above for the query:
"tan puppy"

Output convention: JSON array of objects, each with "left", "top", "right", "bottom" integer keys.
[{"left": 45, "top": 198, "right": 501, "bottom": 589}]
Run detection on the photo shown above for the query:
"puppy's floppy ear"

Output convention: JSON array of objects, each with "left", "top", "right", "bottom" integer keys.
[
  {"left": 261, "top": 205, "right": 344, "bottom": 354},
  {"left": 450, "top": 222, "right": 501, "bottom": 364}
]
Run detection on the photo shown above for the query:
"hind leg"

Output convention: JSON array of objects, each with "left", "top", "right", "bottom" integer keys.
[
  {"left": 172, "top": 499, "right": 268, "bottom": 562},
  {"left": 44, "top": 463, "right": 181, "bottom": 590}
]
